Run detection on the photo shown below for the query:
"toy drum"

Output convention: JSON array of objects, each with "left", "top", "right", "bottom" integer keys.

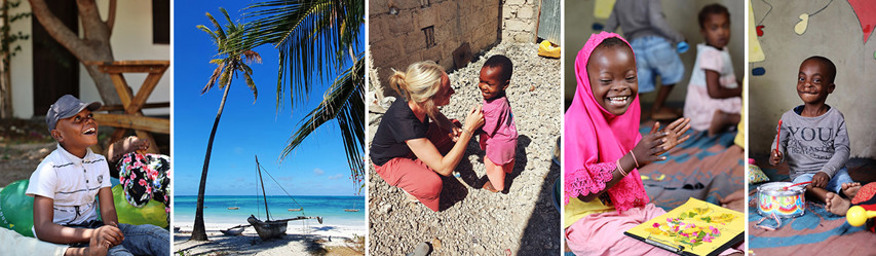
[{"left": 757, "top": 182, "right": 805, "bottom": 218}]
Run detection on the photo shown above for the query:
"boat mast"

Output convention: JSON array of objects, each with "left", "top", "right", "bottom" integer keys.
[{"left": 256, "top": 155, "right": 270, "bottom": 221}]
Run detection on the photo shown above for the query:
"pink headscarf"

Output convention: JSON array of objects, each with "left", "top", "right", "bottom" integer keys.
[{"left": 564, "top": 32, "right": 648, "bottom": 212}]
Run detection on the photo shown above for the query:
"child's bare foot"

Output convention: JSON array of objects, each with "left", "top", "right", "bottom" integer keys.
[
  {"left": 825, "top": 192, "right": 851, "bottom": 215},
  {"left": 708, "top": 110, "right": 725, "bottom": 136},
  {"left": 650, "top": 107, "right": 680, "bottom": 121},
  {"left": 842, "top": 182, "right": 862, "bottom": 199},
  {"left": 482, "top": 181, "right": 499, "bottom": 193}
]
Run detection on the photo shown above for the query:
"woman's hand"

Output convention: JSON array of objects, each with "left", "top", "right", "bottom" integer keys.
[{"left": 463, "top": 104, "right": 485, "bottom": 135}]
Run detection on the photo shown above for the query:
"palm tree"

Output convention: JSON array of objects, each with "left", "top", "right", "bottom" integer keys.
[
  {"left": 240, "top": 0, "right": 365, "bottom": 182},
  {"left": 191, "top": 8, "right": 261, "bottom": 241}
]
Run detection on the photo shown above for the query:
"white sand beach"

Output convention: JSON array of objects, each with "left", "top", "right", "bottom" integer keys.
[{"left": 173, "top": 223, "right": 365, "bottom": 255}]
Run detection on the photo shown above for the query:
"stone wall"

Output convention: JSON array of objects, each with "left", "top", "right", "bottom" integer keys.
[
  {"left": 502, "top": 0, "right": 540, "bottom": 43},
  {"left": 369, "top": 0, "right": 501, "bottom": 96}
]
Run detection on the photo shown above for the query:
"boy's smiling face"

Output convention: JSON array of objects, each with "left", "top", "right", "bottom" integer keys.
[
  {"left": 478, "top": 66, "right": 509, "bottom": 100},
  {"left": 797, "top": 59, "right": 835, "bottom": 105},
  {"left": 702, "top": 12, "right": 730, "bottom": 49},
  {"left": 587, "top": 45, "right": 638, "bottom": 116},
  {"left": 52, "top": 109, "right": 99, "bottom": 150}
]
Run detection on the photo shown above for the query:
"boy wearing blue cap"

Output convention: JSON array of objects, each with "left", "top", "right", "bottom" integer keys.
[{"left": 26, "top": 95, "right": 168, "bottom": 256}]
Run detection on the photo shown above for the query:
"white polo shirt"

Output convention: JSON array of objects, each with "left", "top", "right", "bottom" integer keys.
[{"left": 26, "top": 144, "right": 112, "bottom": 225}]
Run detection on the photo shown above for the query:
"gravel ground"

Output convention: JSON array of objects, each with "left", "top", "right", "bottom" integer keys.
[
  {"left": 0, "top": 119, "right": 53, "bottom": 187},
  {"left": 367, "top": 42, "right": 562, "bottom": 255}
]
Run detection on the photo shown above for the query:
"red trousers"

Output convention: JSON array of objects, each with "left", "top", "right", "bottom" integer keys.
[{"left": 374, "top": 121, "right": 454, "bottom": 212}]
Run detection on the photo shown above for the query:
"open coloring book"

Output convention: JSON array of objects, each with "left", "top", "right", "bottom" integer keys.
[{"left": 624, "top": 198, "right": 744, "bottom": 256}]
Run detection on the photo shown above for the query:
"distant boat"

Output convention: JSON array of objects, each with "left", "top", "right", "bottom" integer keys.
[
  {"left": 248, "top": 155, "right": 323, "bottom": 240},
  {"left": 288, "top": 207, "right": 303, "bottom": 212},
  {"left": 344, "top": 209, "right": 359, "bottom": 212},
  {"left": 228, "top": 207, "right": 240, "bottom": 210},
  {"left": 220, "top": 225, "right": 246, "bottom": 236}
]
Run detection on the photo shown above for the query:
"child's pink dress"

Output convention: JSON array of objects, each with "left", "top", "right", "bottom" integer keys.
[
  {"left": 565, "top": 32, "right": 741, "bottom": 255},
  {"left": 683, "top": 43, "right": 742, "bottom": 131},
  {"left": 479, "top": 96, "right": 517, "bottom": 165}
]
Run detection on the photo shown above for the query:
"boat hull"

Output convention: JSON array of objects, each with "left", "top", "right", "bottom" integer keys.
[{"left": 247, "top": 215, "right": 287, "bottom": 240}]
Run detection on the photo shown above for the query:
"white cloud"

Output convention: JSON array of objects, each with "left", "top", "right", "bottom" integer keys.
[{"left": 313, "top": 168, "right": 325, "bottom": 176}]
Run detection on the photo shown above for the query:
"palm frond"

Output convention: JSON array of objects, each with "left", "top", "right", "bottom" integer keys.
[
  {"left": 218, "top": 64, "right": 233, "bottom": 89},
  {"left": 242, "top": 67, "right": 258, "bottom": 102},
  {"left": 242, "top": 0, "right": 364, "bottom": 108},
  {"left": 204, "top": 12, "right": 226, "bottom": 40},
  {"left": 196, "top": 25, "right": 219, "bottom": 41},
  {"left": 202, "top": 63, "right": 225, "bottom": 94},
  {"left": 242, "top": 50, "right": 262, "bottom": 64},
  {"left": 280, "top": 56, "right": 364, "bottom": 177}
]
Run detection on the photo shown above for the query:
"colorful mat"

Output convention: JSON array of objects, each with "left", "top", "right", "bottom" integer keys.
[
  {"left": 637, "top": 123, "right": 745, "bottom": 211},
  {"left": 749, "top": 155, "right": 876, "bottom": 255}
]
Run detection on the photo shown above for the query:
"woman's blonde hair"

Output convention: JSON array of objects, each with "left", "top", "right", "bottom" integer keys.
[{"left": 389, "top": 61, "right": 445, "bottom": 117}]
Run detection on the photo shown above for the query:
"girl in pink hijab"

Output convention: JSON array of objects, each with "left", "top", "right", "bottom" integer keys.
[{"left": 564, "top": 32, "right": 744, "bottom": 255}]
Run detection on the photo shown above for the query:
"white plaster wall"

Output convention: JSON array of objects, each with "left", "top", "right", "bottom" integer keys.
[
  {"left": 9, "top": 0, "right": 33, "bottom": 119},
  {"left": 11, "top": 0, "right": 170, "bottom": 118}
]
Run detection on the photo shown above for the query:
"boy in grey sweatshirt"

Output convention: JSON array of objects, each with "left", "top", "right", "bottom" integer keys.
[{"left": 769, "top": 56, "right": 856, "bottom": 215}]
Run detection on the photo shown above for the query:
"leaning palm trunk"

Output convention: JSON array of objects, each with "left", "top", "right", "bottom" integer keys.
[{"left": 192, "top": 78, "right": 232, "bottom": 241}]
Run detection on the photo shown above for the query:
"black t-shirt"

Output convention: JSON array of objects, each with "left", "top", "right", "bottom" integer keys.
[{"left": 370, "top": 99, "right": 430, "bottom": 166}]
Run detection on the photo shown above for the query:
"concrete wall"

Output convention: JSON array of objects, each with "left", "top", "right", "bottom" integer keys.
[
  {"left": 564, "top": 0, "right": 744, "bottom": 109},
  {"left": 368, "top": 0, "right": 500, "bottom": 95},
  {"left": 11, "top": 0, "right": 170, "bottom": 118},
  {"left": 749, "top": 0, "right": 876, "bottom": 158},
  {"left": 502, "top": 0, "right": 540, "bottom": 43}
]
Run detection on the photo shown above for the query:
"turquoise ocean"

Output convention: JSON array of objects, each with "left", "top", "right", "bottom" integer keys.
[{"left": 174, "top": 195, "right": 365, "bottom": 227}]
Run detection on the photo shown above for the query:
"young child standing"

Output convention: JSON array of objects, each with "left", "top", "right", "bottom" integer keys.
[
  {"left": 477, "top": 55, "right": 518, "bottom": 193},
  {"left": 605, "top": 0, "right": 686, "bottom": 120},
  {"left": 26, "top": 95, "right": 169, "bottom": 256},
  {"left": 563, "top": 32, "right": 732, "bottom": 255},
  {"left": 769, "top": 56, "right": 854, "bottom": 216},
  {"left": 683, "top": 4, "right": 742, "bottom": 136}
]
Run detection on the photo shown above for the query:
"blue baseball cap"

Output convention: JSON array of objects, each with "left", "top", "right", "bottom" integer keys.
[{"left": 46, "top": 94, "right": 102, "bottom": 131}]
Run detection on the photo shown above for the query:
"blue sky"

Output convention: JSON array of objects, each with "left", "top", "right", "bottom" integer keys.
[{"left": 173, "top": 1, "right": 362, "bottom": 196}]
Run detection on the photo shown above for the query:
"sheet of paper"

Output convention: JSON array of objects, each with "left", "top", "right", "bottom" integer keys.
[{"left": 626, "top": 198, "right": 744, "bottom": 256}]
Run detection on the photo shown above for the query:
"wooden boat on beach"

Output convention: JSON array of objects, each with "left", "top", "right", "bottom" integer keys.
[
  {"left": 248, "top": 155, "right": 324, "bottom": 240},
  {"left": 220, "top": 225, "right": 247, "bottom": 236}
]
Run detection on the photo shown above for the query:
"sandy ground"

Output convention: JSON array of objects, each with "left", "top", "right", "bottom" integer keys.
[
  {"left": 0, "top": 119, "right": 54, "bottom": 187},
  {"left": 367, "top": 42, "right": 562, "bottom": 255},
  {"left": 174, "top": 223, "right": 365, "bottom": 255}
]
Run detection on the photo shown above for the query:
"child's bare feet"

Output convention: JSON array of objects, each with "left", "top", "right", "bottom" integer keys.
[
  {"left": 842, "top": 182, "right": 862, "bottom": 199},
  {"left": 650, "top": 107, "right": 680, "bottom": 121},
  {"left": 825, "top": 192, "right": 851, "bottom": 215},
  {"left": 707, "top": 110, "right": 740, "bottom": 136},
  {"left": 482, "top": 181, "right": 499, "bottom": 193}
]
